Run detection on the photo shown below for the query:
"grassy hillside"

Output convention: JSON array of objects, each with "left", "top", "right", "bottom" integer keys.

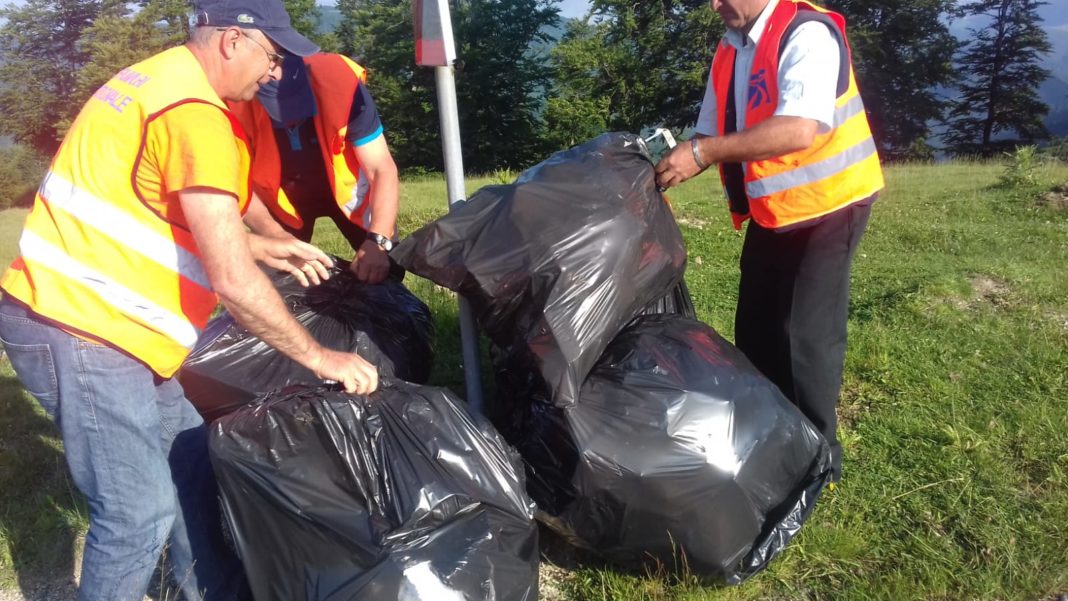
[{"left": 1, "top": 159, "right": 1067, "bottom": 600}]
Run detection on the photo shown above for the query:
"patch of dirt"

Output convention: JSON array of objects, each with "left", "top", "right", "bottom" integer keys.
[
  {"left": 537, "top": 524, "right": 581, "bottom": 600},
  {"left": 675, "top": 216, "right": 709, "bottom": 230},
  {"left": 969, "top": 275, "right": 1012, "bottom": 308},
  {"left": 836, "top": 384, "right": 871, "bottom": 430},
  {"left": 1049, "top": 311, "right": 1068, "bottom": 334},
  {"left": 0, "top": 579, "right": 76, "bottom": 601},
  {"left": 0, "top": 543, "right": 185, "bottom": 601},
  {"left": 1039, "top": 183, "right": 1068, "bottom": 211},
  {"left": 933, "top": 275, "right": 1016, "bottom": 313}
]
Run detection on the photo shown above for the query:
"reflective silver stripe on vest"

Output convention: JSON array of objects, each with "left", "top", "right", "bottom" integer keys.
[
  {"left": 38, "top": 170, "right": 212, "bottom": 290},
  {"left": 834, "top": 95, "right": 866, "bottom": 128},
  {"left": 745, "top": 136, "right": 878, "bottom": 199},
  {"left": 18, "top": 230, "right": 200, "bottom": 350}
]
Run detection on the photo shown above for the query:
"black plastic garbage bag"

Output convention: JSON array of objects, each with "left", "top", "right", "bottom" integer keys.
[
  {"left": 392, "top": 133, "right": 687, "bottom": 407},
  {"left": 493, "top": 315, "right": 831, "bottom": 583},
  {"left": 639, "top": 279, "right": 696, "bottom": 318},
  {"left": 209, "top": 381, "right": 539, "bottom": 601},
  {"left": 178, "top": 261, "right": 434, "bottom": 421}
]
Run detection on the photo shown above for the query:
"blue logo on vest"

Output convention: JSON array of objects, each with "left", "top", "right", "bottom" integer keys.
[{"left": 748, "top": 69, "right": 770, "bottom": 111}]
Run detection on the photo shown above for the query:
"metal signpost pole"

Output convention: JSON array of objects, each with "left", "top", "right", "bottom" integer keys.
[{"left": 413, "top": 0, "right": 484, "bottom": 412}]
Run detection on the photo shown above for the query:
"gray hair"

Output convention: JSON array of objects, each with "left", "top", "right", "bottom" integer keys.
[{"left": 188, "top": 25, "right": 219, "bottom": 47}]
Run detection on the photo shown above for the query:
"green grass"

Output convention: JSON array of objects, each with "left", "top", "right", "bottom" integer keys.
[{"left": 2, "top": 161, "right": 1067, "bottom": 599}]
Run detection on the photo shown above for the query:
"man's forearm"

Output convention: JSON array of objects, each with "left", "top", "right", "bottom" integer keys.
[
  {"left": 695, "top": 116, "right": 819, "bottom": 164},
  {"left": 216, "top": 268, "right": 323, "bottom": 367},
  {"left": 181, "top": 188, "right": 324, "bottom": 371},
  {"left": 364, "top": 174, "right": 399, "bottom": 239},
  {"left": 243, "top": 192, "right": 289, "bottom": 237}
]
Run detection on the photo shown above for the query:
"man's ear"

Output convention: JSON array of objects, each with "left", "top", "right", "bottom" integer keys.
[{"left": 218, "top": 26, "right": 242, "bottom": 60}]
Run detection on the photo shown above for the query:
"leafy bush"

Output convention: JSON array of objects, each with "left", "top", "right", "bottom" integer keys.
[
  {"left": 997, "top": 145, "right": 1041, "bottom": 189},
  {"left": 0, "top": 145, "right": 46, "bottom": 210}
]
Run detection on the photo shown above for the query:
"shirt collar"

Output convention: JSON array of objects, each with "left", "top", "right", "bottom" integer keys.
[{"left": 725, "top": 0, "right": 779, "bottom": 50}]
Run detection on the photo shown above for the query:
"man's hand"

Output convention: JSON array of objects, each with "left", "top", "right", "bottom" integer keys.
[
  {"left": 309, "top": 347, "right": 380, "bottom": 395},
  {"left": 249, "top": 234, "right": 334, "bottom": 287},
  {"left": 350, "top": 239, "right": 390, "bottom": 284},
  {"left": 655, "top": 142, "right": 706, "bottom": 190}
]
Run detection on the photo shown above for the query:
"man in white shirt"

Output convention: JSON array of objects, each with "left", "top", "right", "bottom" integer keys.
[{"left": 656, "top": 0, "right": 884, "bottom": 484}]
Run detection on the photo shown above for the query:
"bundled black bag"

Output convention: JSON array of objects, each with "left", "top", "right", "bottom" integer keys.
[
  {"left": 494, "top": 315, "right": 831, "bottom": 583},
  {"left": 639, "top": 279, "right": 696, "bottom": 318},
  {"left": 392, "top": 133, "right": 687, "bottom": 408},
  {"left": 178, "top": 261, "right": 434, "bottom": 421},
  {"left": 209, "top": 381, "right": 539, "bottom": 601}
]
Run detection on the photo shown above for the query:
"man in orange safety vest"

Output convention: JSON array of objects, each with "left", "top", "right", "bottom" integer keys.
[
  {"left": 656, "top": 0, "right": 884, "bottom": 484},
  {"left": 0, "top": 0, "right": 378, "bottom": 598}
]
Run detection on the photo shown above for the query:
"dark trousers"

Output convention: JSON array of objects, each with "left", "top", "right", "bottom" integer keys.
[
  {"left": 735, "top": 200, "right": 872, "bottom": 479},
  {"left": 282, "top": 204, "right": 368, "bottom": 251}
]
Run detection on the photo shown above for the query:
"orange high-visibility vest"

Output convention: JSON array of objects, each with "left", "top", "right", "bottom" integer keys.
[
  {"left": 228, "top": 54, "right": 372, "bottom": 231},
  {"left": 711, "top": 0, "right": 884, "bottom": 230},
  {"left": 0, "top": 46, "right": 251, "bottom": 377}
]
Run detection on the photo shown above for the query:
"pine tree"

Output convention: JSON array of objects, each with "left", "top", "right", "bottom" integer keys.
[
  {"left": 825, "top": 0, "right": 960, "bottom": 161},
  {"left": 944, "top": 0, "right": 1052, "bottom": 155}
]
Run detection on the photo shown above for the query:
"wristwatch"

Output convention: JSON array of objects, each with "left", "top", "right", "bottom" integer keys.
[{"left": 367, "top": 232, "right": 394, "bottom": 252}]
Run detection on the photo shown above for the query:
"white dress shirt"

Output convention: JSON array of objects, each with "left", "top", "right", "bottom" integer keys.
[{"left": 694, "top": 0, "right": 841, "bottom": 141}]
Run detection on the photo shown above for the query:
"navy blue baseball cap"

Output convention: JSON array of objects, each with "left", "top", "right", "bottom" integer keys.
[
  {"left": 257, "top": 53, "right": 318, "bottom": 125},
  {"left": 194, "top": 0, "right": 319, "bottom": 57}
]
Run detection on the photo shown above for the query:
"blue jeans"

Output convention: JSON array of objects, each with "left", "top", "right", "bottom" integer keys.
[{"left": 0, "top": 297, "right": 246, "bottom": 601}]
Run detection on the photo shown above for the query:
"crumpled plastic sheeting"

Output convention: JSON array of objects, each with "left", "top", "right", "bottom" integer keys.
[
  {"left": 392, "top": 133, "right": 687, "bottom": 408},
  {"left": 178, "top": 260, "right": 434, "bottom": 421},
  {"left": 493, "top": 315, "right": 830, "bottom": 583},
  {"left": 639, "top": 280, "right": 696, "bottom": 318},
  {"left": 209, "top": 381, "right": 540, "bottom": 601}
]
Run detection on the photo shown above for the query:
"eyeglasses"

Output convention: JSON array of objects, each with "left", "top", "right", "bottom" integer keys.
[{"left": 218, "top": 28, "right": 284, "bottom": 69}]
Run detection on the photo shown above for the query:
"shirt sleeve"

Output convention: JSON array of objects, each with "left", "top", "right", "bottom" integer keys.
[
  {"left": 775, "top": 21, "right": 840, "bottom": 133},
  {"left": 149, "top": 102, "right": 245, "bottom": 198},
  {"left": 694, "top": 73, "right": 718, "bottom": 137},
  {"left": 346, "top": 82, "right": 384, "bottom": 147}
]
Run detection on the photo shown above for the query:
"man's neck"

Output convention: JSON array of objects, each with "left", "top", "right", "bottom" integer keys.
[{"left": 740, "top": 0, "right": 775, "bottom": 38}]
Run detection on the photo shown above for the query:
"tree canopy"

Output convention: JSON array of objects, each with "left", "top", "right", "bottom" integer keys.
[
  {"left": 0, "top": 0, "right": 1058, "bottom": 168},
  {"left": 0, "top": 0, "right": 105, "bottom": 155},
  {"left": 825, "top": 0, "right": 960, "bottom": 161},
  {"left": 548, "top": 0, "right": 721, "bottom": 138},
  {"left": 943, "top": 0, "right": 1052, "bottom": 155}
]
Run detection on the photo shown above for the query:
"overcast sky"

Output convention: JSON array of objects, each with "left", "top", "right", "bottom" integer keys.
[{"left": 557, "top": 0, "right": 588, "bottom": 19}]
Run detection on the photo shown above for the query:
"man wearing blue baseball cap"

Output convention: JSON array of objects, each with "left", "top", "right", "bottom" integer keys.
[
  {"left": 193, "top": 0, "right": 319, "bottom": 58},
  {"left": 0, "top": 1, "right": 381, "bottom": 599},
  {"left": 232, "top": 52, "right": 401, "bottom": 284}
]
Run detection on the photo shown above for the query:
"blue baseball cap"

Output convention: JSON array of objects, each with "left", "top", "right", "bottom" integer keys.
[
  {"left": 257, "top": 53, "right": 318, "bottom": 125},
  {"left": 194, "top": 0, "right": 320, "bottom": 57}
]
